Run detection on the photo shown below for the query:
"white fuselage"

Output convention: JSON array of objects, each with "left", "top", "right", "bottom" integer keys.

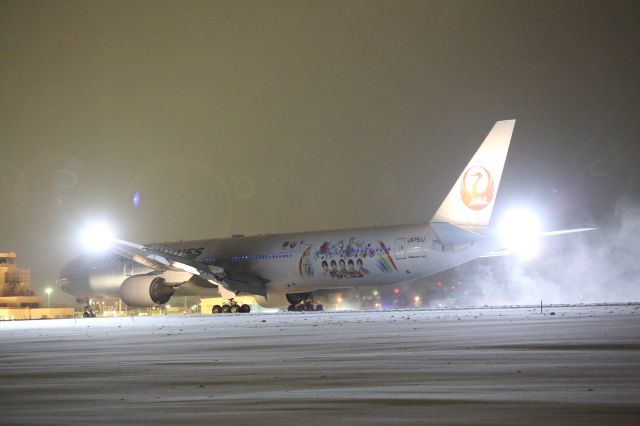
[{"left": 58, "top": 223, "right": 500, "bottom": 306}]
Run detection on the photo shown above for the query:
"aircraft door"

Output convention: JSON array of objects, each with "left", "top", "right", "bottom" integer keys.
[{"left": 395, "top": 238, "right": 406, "bottom": 259}]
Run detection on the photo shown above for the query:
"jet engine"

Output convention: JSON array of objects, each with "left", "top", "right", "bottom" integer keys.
[
  {"left": 119, "top": 275, "right": 174, "bottom": 308},
  {"left": 254, "top": 291, "right": 312, "bottom": 308},
  {"left": 254, "top": 290, "right": 288, "bottom": 308}
]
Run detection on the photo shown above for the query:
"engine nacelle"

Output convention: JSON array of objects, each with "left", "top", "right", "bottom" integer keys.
[
  {"left": 254, "top": 291, "right": 311, "bottom": 308},
  {"left": 119, "top": 275, "right": 174, "bottom": 308}
]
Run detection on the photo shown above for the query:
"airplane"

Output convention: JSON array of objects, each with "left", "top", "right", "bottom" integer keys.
[{"left": 58, "top": 120, "right": 592, "bottom": 314}]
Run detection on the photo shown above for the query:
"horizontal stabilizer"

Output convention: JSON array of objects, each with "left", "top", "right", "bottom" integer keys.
[
  {"left": 481, "top": 228, "right": 596, "bottom": 258},
  {"left": 431, "top": 222, "right": 485, "bottom": 247},
  {"left": 541, "top": 228, "right": 596, "bottom": 237},
  {"left": 480, "top": 250, "right": 510, "bottom": 258}
]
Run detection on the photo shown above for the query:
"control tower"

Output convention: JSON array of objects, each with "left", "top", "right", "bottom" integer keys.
[{"left": 0, "top": 252, "right": 42, "bottom": 308}]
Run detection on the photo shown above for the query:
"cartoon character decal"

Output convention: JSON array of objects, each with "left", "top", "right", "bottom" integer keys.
[{"left": 298, "top": 237, "right": 397, "bottom": 279}]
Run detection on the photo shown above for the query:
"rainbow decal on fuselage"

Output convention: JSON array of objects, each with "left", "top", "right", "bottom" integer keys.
[
  {"left": 299, "top": 246, "right": 314, "bottom": 277},
  {"left": 376, "top": 240, "right": 398, "bottom": 273}
]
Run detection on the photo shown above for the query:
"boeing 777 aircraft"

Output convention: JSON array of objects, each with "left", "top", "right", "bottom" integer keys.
[{"left": 58, "top": 120, "right": 590, "bottom": 313}]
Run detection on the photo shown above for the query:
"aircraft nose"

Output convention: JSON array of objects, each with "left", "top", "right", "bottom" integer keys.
[
  {"left": 56, "top": 276, "right": 74, "bottom": 293},
  {"left": 57, "top": 258, "right": 86, "bottom": 294},
  {"left": 57, "top": 269, "right": 74, "bottom": 293}
]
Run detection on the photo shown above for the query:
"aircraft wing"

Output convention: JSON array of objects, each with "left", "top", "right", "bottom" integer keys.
[
  {"left": 107, "top": 239, "right": 267, "bottom": 296},
  {"left": 108, "top": 238, "right": 175, "bottom": 272}
]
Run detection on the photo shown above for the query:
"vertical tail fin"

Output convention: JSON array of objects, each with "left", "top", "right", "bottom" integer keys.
[{"left": 431, "top": 120, "right": 515, "bottom": 227}]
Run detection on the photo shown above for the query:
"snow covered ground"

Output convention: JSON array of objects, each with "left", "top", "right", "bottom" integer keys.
[{"left": 1, "top": 304, "right": 639, "bottom": 425}]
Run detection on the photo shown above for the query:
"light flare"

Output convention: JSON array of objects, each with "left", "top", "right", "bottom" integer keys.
[
  {"left": 80, "top": 222, "right": 115, "bottom": 252},
  {"left": 499, "top": 209, "right": 542, "bottom": 259}
]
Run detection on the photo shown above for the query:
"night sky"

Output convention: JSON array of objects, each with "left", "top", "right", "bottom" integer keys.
[{"left": 1, "top": 0, "right": 639, "bottom": 304}]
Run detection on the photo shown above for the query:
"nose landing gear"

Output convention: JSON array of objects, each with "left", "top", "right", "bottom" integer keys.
[{"left": 82, "top": 302, "right": 96, "bottom": 318}]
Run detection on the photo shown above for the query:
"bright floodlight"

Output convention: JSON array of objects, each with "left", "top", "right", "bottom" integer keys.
[
  {"left": 499, "top": 209, "right": 542, "bottom": 259},
  {"left": 81, "top": 222, "right": 115, "bottom": 252}
]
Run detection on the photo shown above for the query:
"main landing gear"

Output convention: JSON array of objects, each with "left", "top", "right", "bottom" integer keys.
[
  {"left": 82, "top": 303, "right": 96, "bottom": 318},
  {"left": 211, "top": 299, "right": 251, "bottom": 314},
  {"left": 287, "top": 301, "right": 323, "bottom": 312}
]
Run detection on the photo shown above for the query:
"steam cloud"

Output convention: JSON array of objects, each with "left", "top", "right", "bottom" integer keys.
[
  {"left": 456, "top": 197, "right": 640, "bottom": 305},
  {"left": 317, "top": 198, "right": 640, "bottom": 309}
]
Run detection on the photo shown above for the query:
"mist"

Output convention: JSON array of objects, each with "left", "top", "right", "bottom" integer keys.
[
  {"left": 448, "top": 197, "right": 640, "bottom": 306},
  {"left": 321, "top": 198, "right": 640, "bottom": 310}
]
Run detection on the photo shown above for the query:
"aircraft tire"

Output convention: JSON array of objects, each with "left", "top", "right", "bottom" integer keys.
[
  {"left": 304, "top": 302, "right": 315, "bottom": 311},
  {"left": 212, "top": 305, "right": 222, "bottom": 314},
  {"left": 240, "top": 304, "right": 251, "bottom": 313},
  {"left": 229, "top": 304, "right": 239, "bottom": 314},
  {"left": 315, "top": 304, "right": 324, "bottom": 311},
  {"left": 221, "top": 305, "right": 231, "bottom": 313},
  {"left": 287, "top": 305, "right": 296, "bottom": 312},
  {"left": 83, "top": 312, "right": 91, "bottom": 318},
  {"left": 296, "top": 304, "right": 306, "bottom": 312}
]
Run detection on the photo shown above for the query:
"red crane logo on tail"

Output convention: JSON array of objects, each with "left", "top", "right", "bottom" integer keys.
[{"left": 460, "top": 166, "right": 494, "bottom": 210}]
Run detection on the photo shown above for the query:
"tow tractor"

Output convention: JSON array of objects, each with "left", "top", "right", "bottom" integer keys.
[{"left": 82, "top": 302, "right": 96, "bottom": 318}]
